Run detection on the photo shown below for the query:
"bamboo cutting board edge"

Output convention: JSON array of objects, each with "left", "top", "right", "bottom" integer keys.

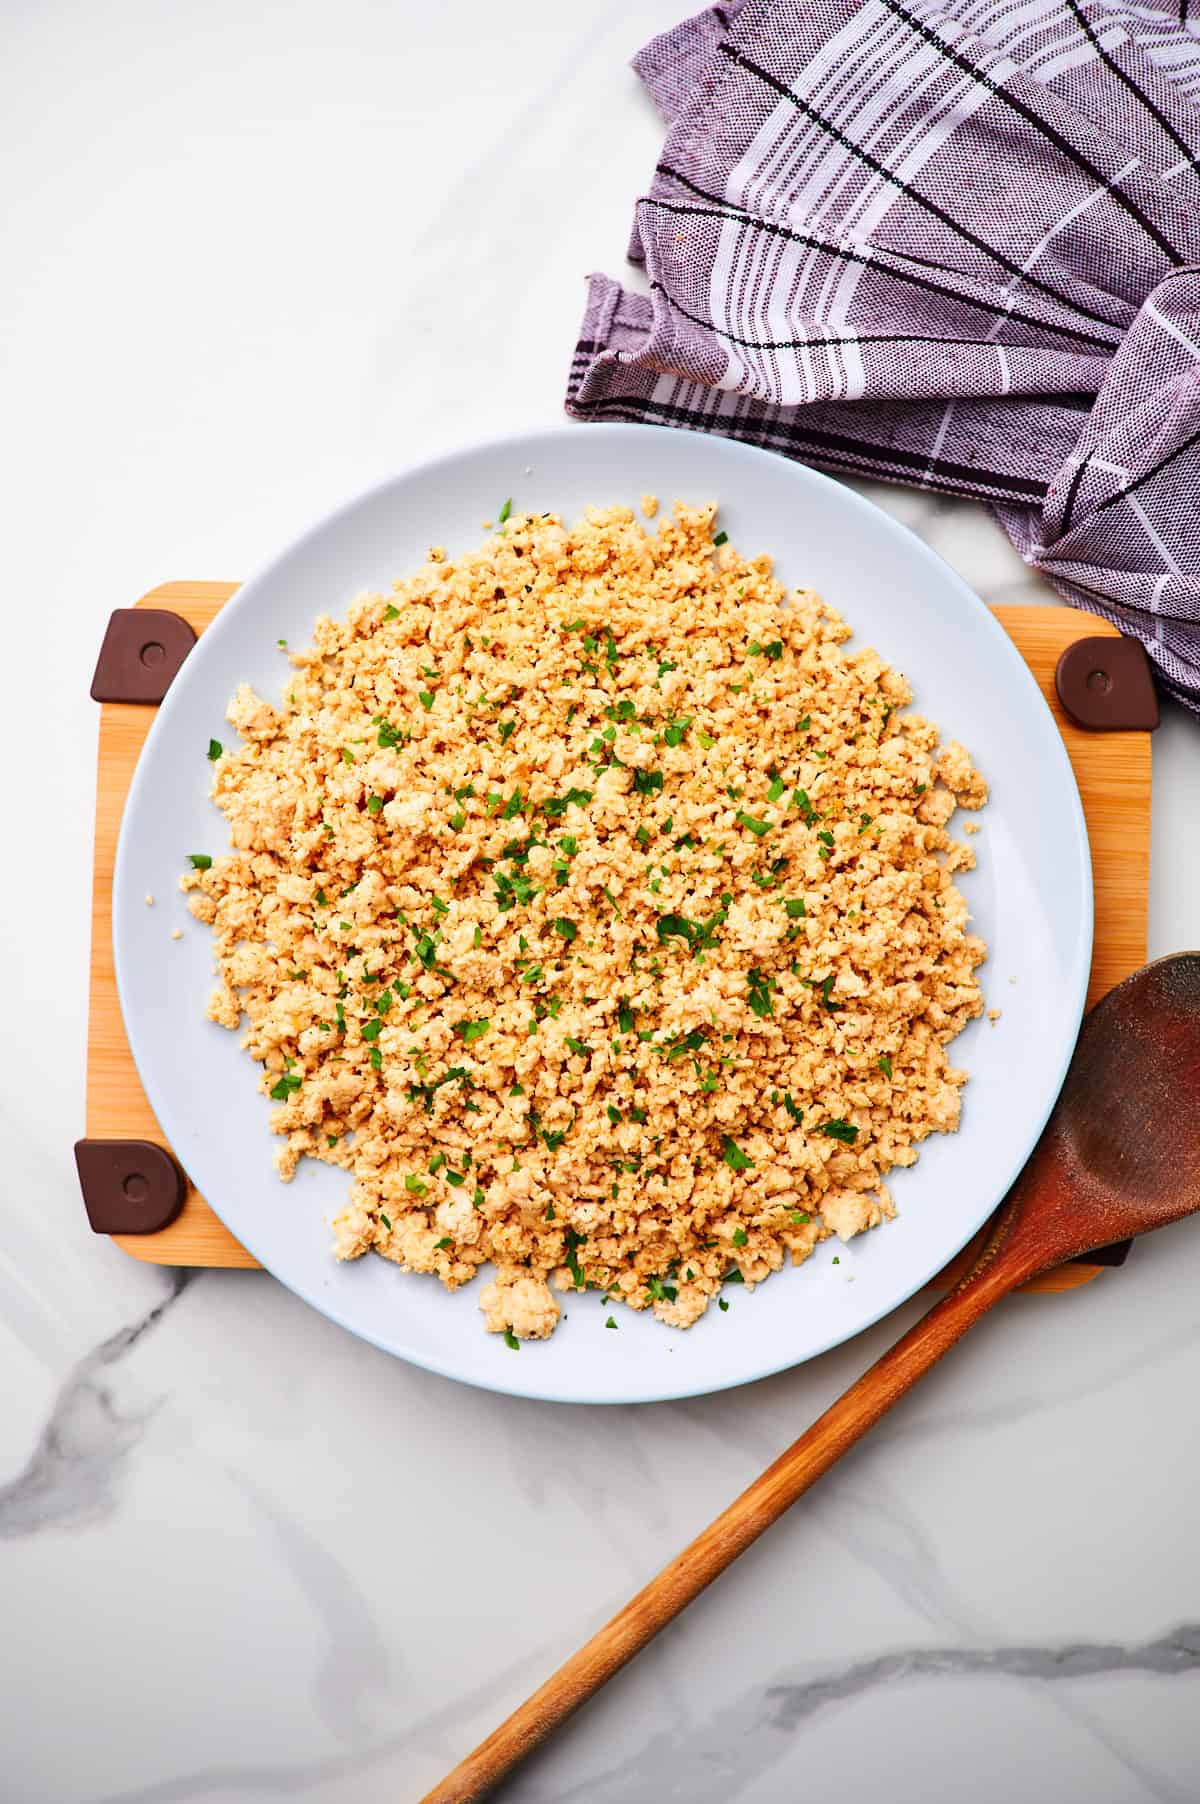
[{"left": 85, "top": 583, "right": 1151, "bottom": 1290}]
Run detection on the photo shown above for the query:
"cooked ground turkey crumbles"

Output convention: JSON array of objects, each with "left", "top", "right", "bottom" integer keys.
[{"left": 184, "top": 502, "right": 988, "bottom": 1342}]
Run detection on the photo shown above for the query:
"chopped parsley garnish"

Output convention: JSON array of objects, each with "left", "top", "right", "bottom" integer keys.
[
  {"left": 723, "top": 1268, "right": 745, "bottom": 1284},
  {"left": 404, "top": 1173, "right": 428, "bottom": 1195},
  {"left": 746, "top": 969, "right": 774, "bottom": 1019},
  {"left": 497, "top": 496, "right": 512, "bottom": 524},
  {"left": 503, "top": 1329, "right": 520, "bottom": 1350},
  {"left": 767, "top": 776, "right": 786, "bottom": 803},
  {"left": 553, "top": 917, "right": 578, "bottom": 942},
  {"left": 783, "top": 897, "right": 807, "bottom": 918},
  {"left": 818, "top": 1119, "right": 859, "bottom": 1143},
  {"left": 655, "top": 909, "right": 725, "bottom": 956},
  {"left": 341, "top": 747, "right": 355, "bottom": 764},
  {"left": 713, "top": 529, "right": 728, "bottom": 546},
  {"left": 782, "top": 1093, "right": 804, "bottom": 1124},
  {"left": 564, "top": 1228, "right": 587, "bottom": 1289},
  {"left": 542, "top": 787, "right": 593, "bottom": 819},
  {"left": 418, "top": 690, "right": 434, "bottom": 711},
  {"left": 617, "top": 998, "right": 635, "bottom": 1034},
  {"left": 605, "top": 1316, "right": 618, "bottom": 1330},
  {"left": 735, "top": 811, "right": 771, "bottom": 837},
  {"left": 564, "top": 1035, "right": 592, "bottom": 1057},
  {"left": 663, "top": 717, "right": 692, "bottom": 747},
  {"left": 207, "top": 738, "right": 222, "bottom": 760},
  {"left": 367, "top": 795, "right": 383, "bottom": 815},
  {"left": 188, "top": 854, "right": 212, "bottom": 870},
  {"left": 368, "top": 1046, "right": 383, "bottom": 1071},
  {"left": 645, "top": 1274, "right": 678, "bottom": 1304},
  {"left": 722, "top": 1137, "right": 755, "bottom": 1171},
  {"left": 718, "top": 1298, "right": 729, "bottom": 1311},
  {"left": 632, "top": 769, "right": 664, "bottom": 795},
  {"left": 453, "top": 1018, "right": 490, "bottom": 1045},
  {"left": 269, "top": 1072, "right": 301, "bottom": 1101},
  {"left": 877, "top": 1055, "right": 894, "bottom": 1078},
  {"left": 434, "top": 1237, "right": 451, "bottom": 1250},
  {"left": 732, "top": 1226, "right": 748, "bottom": 1247}
]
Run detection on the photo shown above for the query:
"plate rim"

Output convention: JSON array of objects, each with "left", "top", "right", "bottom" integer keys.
[{"left": 113, "top": 422, "right": 1093, "bottom": 1403}]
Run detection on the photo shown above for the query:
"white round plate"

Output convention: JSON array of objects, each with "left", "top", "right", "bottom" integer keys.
[{"left": 114, "top": 425, "right": 1092, "bottom": 1403}]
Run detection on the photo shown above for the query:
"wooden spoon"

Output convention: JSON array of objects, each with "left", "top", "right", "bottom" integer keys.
[{"left": 423, "top": 952, "right": 1200, "bottom": 1804}]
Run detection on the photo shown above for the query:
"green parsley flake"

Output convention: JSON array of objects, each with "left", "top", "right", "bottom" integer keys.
[
  {"left": 722, "top": 1136, "right": 755, "bottom": 1172},
  {"left": 736, "top": 811, "right": 771, "bottom": 837},
  {"left": 188, "top": 854, "right": 212, "bottom": 870},
  {"left": 454, "top": 1018, "right": 490, "bottom": 1045},
  {"left": 497, "top": 497, "right": 512, "bottom": 524},
  {"left": 819, "top": 1119, "right": 859, "bottom": 1143},
  {"left": 206, "top": 739, "right": 222, "bottom": 761}
]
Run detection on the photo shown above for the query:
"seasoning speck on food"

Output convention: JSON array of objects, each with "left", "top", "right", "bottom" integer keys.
[{"left": 184, "top": 503, "right": 987, "bottom": 1340}]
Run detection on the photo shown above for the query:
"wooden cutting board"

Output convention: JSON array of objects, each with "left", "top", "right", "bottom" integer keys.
[{"left": 85, "top": 584, "right": 1151, "bottom": 1289}]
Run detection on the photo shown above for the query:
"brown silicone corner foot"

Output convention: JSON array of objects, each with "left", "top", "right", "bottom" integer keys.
[
  {"left": 91, "top": 608, "right": 197, "bottom": 704},
  {"left": 1075, "top": 1238, "right": 1132, "bottom": 1268},
  {"left": 1055, "top": 635, "right": 1160, "bottom": 731},
  {"left": 74, "top": 1139, "right": 186, "bottom": 1234}
]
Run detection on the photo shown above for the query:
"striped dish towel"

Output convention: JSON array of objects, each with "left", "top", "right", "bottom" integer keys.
[{"left": 566, "top": 0, "right": 1200, "bottom": 710}]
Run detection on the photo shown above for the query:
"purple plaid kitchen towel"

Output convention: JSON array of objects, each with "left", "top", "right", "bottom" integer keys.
[{"left": 566, "top": 0, "right": 1200, "bottom": 709}]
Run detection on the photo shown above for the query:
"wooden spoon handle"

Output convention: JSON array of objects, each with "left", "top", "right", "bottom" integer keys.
[{"left": 421, "top": 1255, "right": 1016, "bottom": 1804}]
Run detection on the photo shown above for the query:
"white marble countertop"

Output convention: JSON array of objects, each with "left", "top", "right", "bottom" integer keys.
[{"left": 4, "top": 4, "right": 1199, "bottom": 1800}]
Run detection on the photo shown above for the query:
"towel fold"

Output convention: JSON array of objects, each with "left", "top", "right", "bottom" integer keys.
[{"left": 567, "top": 0, "right": 1200, "bottom": 709}]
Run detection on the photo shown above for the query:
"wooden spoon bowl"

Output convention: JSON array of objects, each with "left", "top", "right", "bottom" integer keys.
[
  {"left": 425, "top": 953, "right": 1200, "bottom": 1803},
  {"left": 982, "top": 950, "right": 1200, "bottom": 1286}
]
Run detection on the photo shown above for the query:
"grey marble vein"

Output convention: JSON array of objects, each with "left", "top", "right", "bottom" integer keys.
[
  {"left": 227, "top": 1469, "right": 396, "bottom": 1742},
  {"left": 0, "top": 1270, "right": 192, "bottom": 1538},
  {"left": 507, "top": 1625, "right": 1200, "bottom": 1804},
  {"left": 83, "top": 1621, "right": 1200, "bottom": 1804}
]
